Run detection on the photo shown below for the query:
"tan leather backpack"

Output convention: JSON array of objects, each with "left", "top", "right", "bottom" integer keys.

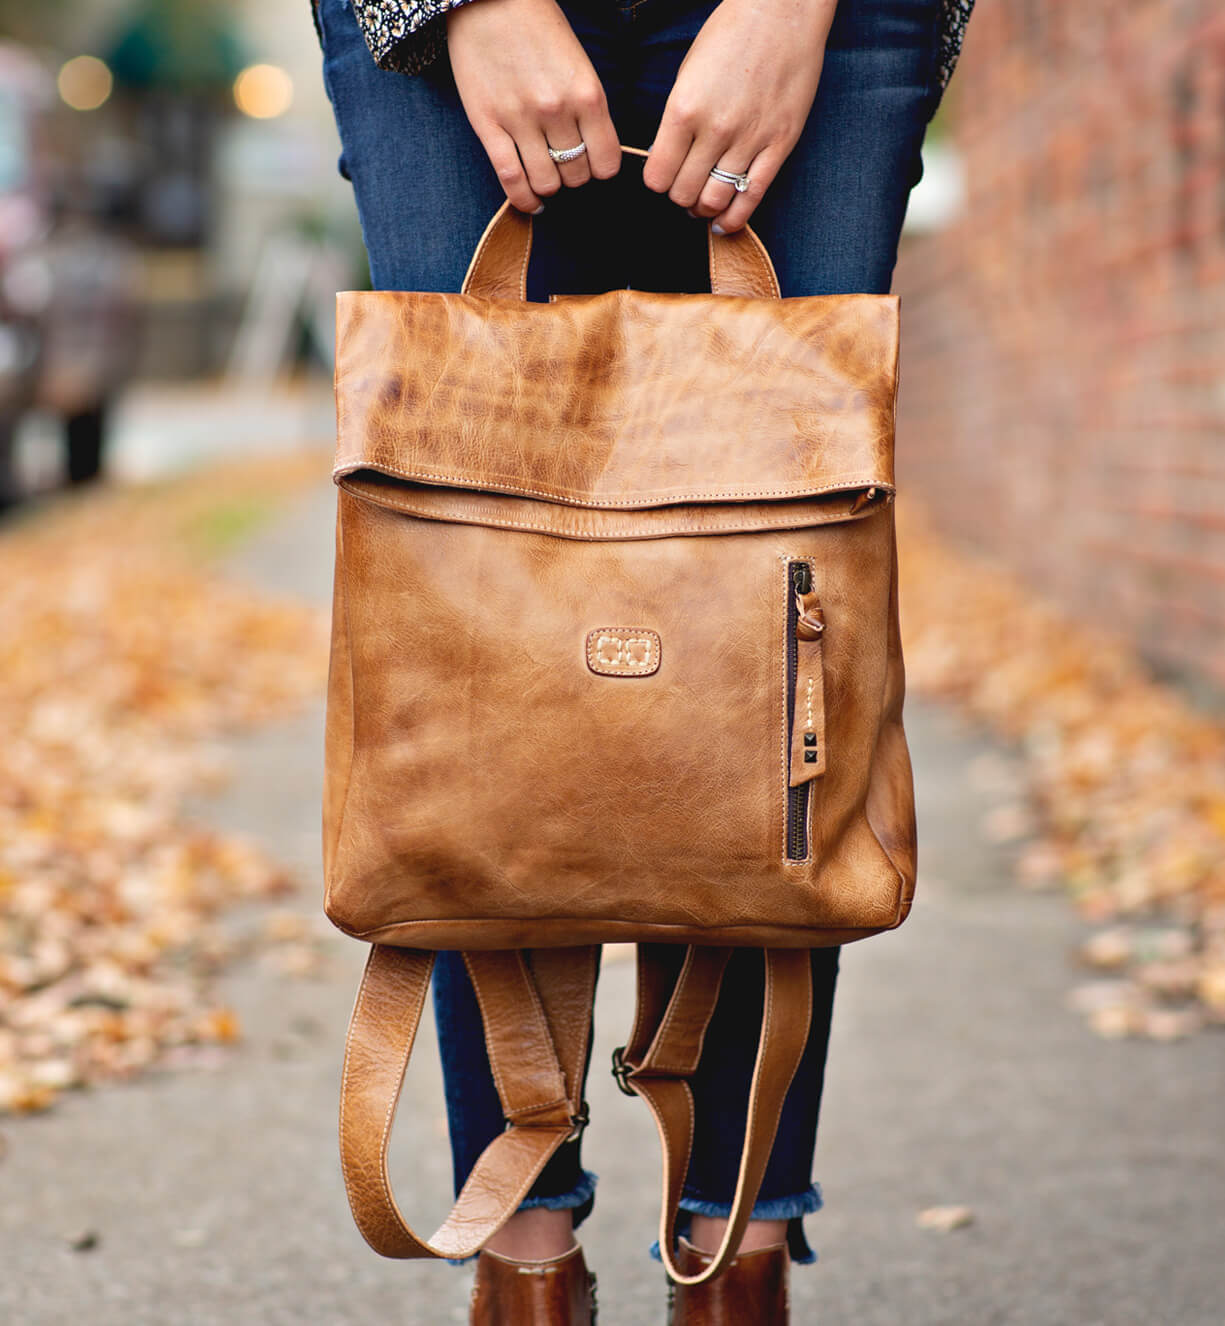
[{"left": 323, "top": 194, "right": 916, "bottom": 1287}]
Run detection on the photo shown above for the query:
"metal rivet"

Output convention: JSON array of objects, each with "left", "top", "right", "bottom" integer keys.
[
  {"left": 804, "top": 751, "right": 818, "bottom": 763},
  {"left": 804, "top": 733, "right": 816, "bottom": 746}
]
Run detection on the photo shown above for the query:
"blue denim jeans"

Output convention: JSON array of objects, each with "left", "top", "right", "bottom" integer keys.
[{"left": 318, "top": 0, "right": 944, "bottom": 1264}]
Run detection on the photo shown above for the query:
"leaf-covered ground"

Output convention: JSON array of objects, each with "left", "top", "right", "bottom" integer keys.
[
  {"left": 3, "top": 465, "right": 1219, "bottom": 1117},
  {"left": 0, "top": 458, "right": 331, "bottom": 1112},
  {"left": 899, "top": 504, "right": 1225, "bottom": 1038}
]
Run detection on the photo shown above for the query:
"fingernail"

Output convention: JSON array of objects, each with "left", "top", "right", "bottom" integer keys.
[
  {"left": 711, "top": 223, "right": 727, "bottom": 236},
  {"left": 687, "top": 209, "right": 699, "bottom": 220},
  {"left": 532, "top": 204, "right": 546, "bottom": 215}
]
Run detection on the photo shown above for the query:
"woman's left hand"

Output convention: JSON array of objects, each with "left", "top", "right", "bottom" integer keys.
[{"left": 642, "top": 0, "right": 838, "bottom": 232}]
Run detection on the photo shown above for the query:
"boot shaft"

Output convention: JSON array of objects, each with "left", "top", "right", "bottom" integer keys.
[{"left": 470, "top": 1244, "right": 596, "bottom": 1326}]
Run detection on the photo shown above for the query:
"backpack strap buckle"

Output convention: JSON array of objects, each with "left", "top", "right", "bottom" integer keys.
[
  {"left": 610, "top": 1045, "right": 636, "bottom": 1097},
  {"left": 566, "top": 1100, "right": 591, "bottom": 1142}
]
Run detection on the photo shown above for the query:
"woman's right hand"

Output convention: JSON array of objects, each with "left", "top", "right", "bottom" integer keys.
[{"left": 447, "top": 0, "right": 621, "bottom": 213}]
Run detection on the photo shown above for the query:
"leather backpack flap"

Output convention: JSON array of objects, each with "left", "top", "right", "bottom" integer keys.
[
  {"left": 324, "top": 287, "right": 915, "bottom": 951},
  {"left": 333, "top": 288, "right": 897, "bottom": 505}
]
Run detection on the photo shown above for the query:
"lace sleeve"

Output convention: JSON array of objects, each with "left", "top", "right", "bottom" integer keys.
[
  {"left": 347, "top": 0, "right": 476, "bottom": 76},
  {"left": 936, "top": 0, "right": 975, "bottom": 91},
  {"left": 329, "top": 0, "right": 975, "bottom": 84}
]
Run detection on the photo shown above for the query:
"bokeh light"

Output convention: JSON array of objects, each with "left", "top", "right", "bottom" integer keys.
[
  {"left": 232, "top": 64, "right": 294, "bottom": 120},
  {"left": 57, "top": 55, "right": 114, "bottom": 112}
]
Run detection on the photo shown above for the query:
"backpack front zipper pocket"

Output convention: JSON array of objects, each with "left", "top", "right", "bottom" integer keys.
[{"left": 785, "top": 559, "right": 827, "bottom": 860}]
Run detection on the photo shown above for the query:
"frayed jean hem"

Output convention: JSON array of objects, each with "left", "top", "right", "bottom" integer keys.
[
  {"left": 649, "top": 1182, "right": 824, "bottom": 1266},
  {"left": 446, "top": 1168, "right": 598, "bottom": 1266},
  {"left": 518, "top": 1167, "right": 598, "bottom": 1216}
]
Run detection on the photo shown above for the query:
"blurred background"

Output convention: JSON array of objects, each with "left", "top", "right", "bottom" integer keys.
[
  {"left": 0, "top": 3, "right": 1222, "bottom": 1324},
  {"left": 0, "top": 0, "right": 357, "bottom": 501}
]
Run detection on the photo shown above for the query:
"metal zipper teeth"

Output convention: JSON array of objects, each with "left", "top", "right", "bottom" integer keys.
[{"left": 786, "top": 560, "right": 811, "bottom": 861}]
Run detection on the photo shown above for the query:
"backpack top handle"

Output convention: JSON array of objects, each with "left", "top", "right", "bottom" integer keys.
[{"left": 462, "top": 145, "right": 782, "bottom": 302}]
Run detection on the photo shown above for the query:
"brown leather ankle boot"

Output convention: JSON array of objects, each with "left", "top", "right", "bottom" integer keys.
[
  {"left": 469, "top": 1243, "right": 597, "bottom": 1325},
  {"left": 667, "top": 1236, "right": 789, "bottom": 1325}
]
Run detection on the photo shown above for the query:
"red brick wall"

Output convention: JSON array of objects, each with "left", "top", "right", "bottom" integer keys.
[{"left": 895, "top": 1, "right": 1225, "bottom": 689}]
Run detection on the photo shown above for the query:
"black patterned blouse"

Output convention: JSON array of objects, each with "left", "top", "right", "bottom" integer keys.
[{"left": 324, "top": 0, "right": 975, "bottom": 88}]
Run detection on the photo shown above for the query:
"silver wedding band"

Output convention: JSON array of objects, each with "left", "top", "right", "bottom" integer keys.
[
  {"left": 709, "top": 166, "right": 751, "bottom": 193},
  {"left": 547, "top": 141, "right": 588, "bottom": 165}
]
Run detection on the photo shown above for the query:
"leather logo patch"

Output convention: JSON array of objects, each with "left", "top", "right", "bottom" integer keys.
[{"left": 585, "top": 628, "right": 661, "bottom": 677}]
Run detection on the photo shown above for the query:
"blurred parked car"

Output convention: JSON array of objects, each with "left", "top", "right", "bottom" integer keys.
[{"left": 0, "top": 43, "right": 138, "bottom": 511}]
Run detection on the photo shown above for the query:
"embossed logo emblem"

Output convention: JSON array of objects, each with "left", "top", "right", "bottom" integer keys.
[{"left": 585, "top": 628, "right": 661, "bottom": 677}]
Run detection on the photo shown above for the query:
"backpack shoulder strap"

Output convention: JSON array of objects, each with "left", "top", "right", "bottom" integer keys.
[
  {"left": 339, "top": 944, "right": 598, "bottom": 1260},
  {"left": 337, "top": 942, "right": 812, "bottom": 1286},
  {"left": 614, "top": 945, "right": 813, "bottom": 1285}
]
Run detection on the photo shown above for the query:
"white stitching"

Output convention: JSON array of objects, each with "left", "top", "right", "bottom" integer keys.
[
  {"left": 649, "top": 948, "right": 697, "bottom": 1071},
  {"left": 349, "top": 917, "right": 888, "bottom": 941},
  {"left": 339, "top": 481, "right": 893, "bottom": 537},
  {"left": 332, "top": 457, "right": 893, "bottom": 508},
  {"left": 461, "top": 204, "right": 504, "bottom": 295},
  {"left": 748, "top": 227, "right": 782, "bottom": 299},
  {"left": 646, "top": 1078, "right": 696, "bottom": 1286},
  {"left": 376, "top": 971, "right": 415, "bottom": 1224},
  {"left": 517, "top": 217, "right": 530, "bottom": 301},
  {"left": 322, "top": 508, "right": 358, "bottom": 920},
  {"left": 780, "top": 558, "right": 795, "bottom": 865},
  {"left": 462, "top": 955, "right": 511, "bottom": 1108},
  {"left": 338, "top": 950, "right": 425, "bottom": 1251},
  {"left": 586, "top": 628, "right": 661, "bottom": 675},
  {"left": 464, "top": 954, "right": 569, "bottom": 1120}
]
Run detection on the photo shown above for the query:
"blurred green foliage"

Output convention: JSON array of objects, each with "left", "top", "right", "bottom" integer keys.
[
  {"left": 0, "top": 0, "right": 244, "bottom": 87},
  {"left": 182, "top": 495, "right": 277, "bottom": 557},
  {"left": 107, "top": 1, "right": 246, "bottom": 90}
]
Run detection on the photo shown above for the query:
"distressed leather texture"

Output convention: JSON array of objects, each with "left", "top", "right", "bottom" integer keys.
[
  {"left": 325, "top": 197, "right": 917, "bottom": 1290},
  {"left": 333, "top": 289, "right": 896, "bottom": 511},
  {"left": 325, "top": 220, "right": 914, "bottom": 950}
]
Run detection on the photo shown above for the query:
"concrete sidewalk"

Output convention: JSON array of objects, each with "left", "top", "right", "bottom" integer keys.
[{"left": 2, "top": 482, "right": 1222, "bottom": 1326}]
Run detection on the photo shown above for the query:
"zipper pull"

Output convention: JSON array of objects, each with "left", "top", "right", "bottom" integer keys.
[
  {"left": 795, "top": 596, "right": 825, "bottom": 642},
  {"left": 790, "top": 566, "right": 826, "bottom": 787},
  {"left": 792, "top": 561, "right": 825, "bottom": 641}
]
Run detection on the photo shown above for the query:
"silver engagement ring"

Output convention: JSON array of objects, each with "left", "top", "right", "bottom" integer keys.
[{"left": 709, "top": 166, "right": 751, "bottom": 193}]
